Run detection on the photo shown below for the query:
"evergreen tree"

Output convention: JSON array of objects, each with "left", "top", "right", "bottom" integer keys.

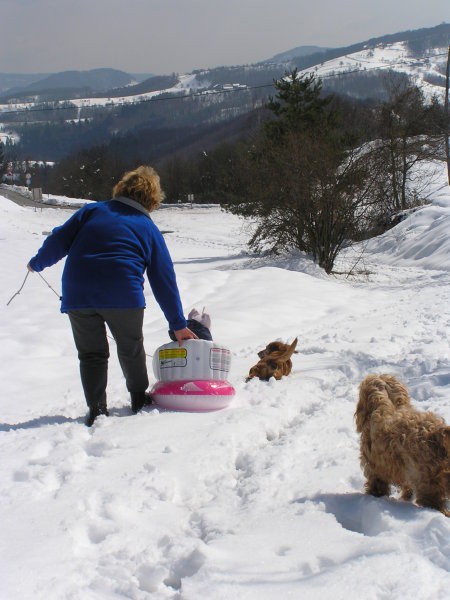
[
  {"left": 265, "top": 69, "right": 335, "bottom": 140},
  {"left": 224, "top": 71, "right": 374, "bottom": 274}
]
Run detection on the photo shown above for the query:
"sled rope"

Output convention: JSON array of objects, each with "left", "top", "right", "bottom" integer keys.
[
  {"left": 6, "top": 271, "right": 30, "bottom": 306},
  {"left": 7, "top": 270, "right": 61, "bottom": 306},
  {"left": 37, "top": 271, "right": 61, "bottom": 299}
]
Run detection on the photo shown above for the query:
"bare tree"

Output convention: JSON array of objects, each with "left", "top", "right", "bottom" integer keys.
[
  {"left": 371, "top": 80, "right": 444, "bottom": 214},
  {"left": 0, "top": 141, "right": 4, "bottom": 177},
  {"left": 231, "top": 128, "right": 376, "bottom": 273}
]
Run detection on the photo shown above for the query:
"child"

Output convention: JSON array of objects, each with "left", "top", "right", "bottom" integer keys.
[{"left": 169, "top": 307, "right": 212, "bottom": 342}]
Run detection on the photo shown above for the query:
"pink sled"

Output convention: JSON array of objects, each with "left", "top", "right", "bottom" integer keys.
[{"left": 150, "top": 340, "right": 235, "bottom": 412}]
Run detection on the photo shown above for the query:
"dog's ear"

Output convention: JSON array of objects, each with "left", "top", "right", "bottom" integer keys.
[
  {"left": 355, "top": 380, "right": 374, "bottom": 432},
  {"left": 355, "top": 400, "right": 369, "bottom": 432},
  {"left": 443, "top": 428, "right": 450, "bottom": 455},
  {"left": 268, "top": 359, "right": 278, "bottom": 371},
  {"left": 380, "top": 374, "right": 410, "bottom": 407},
  {"left": 260, "top": 342, "right": 282, "bottom": 357},
  {"left": 246, "top": 366, "right": 257, "bottom": 381}
]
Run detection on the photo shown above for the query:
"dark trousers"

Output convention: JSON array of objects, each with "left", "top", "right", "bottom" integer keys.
[{"left": 68, "top": 308, "right": 149, "bottom": 408}]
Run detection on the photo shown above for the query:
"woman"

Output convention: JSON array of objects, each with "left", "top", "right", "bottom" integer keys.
[{"left": 28, "top": 165, "right": 197, "bottom": 426}]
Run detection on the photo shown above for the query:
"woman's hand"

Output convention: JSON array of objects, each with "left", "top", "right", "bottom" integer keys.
[
  {"left": 173, "top": 327, "right": 198, "bottom": 346},
  {"left": 27, "top": 263, "right": 34, "bottom": 272}
]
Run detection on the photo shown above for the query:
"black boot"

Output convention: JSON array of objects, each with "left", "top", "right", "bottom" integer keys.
[
  {"left": 85, "top": 401, "right": 109, "bottom": 427},
  {"left": 130, "top": 391, "right": 151, "bottom": 414}
]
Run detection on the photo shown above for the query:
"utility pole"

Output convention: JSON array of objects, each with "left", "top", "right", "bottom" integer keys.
[{"left": 445, "top": 45, "right": 450, "bottom": 185}]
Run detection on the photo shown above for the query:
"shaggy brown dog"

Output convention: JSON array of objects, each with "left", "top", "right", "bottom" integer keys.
[
  {"left": 247, "top": 338, "right": 298, "bottom": 381},
  {"left": 355, "top": 374, "right": 450, "bottom": 516}
]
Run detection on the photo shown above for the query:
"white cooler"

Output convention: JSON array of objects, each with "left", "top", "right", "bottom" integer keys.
[{"left": 152, "top": 339, "right": 232, "bottom": 381}]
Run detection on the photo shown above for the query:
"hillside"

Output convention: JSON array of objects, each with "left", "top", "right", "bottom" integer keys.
[
  {"left": 0, "top": 68, "right": 153, "bottom": 101},
  {"left": 0, "top": 160, "right": 449, "bottom": 598},
  {"left": 270, "top": 45, "right": 329, "bottom": 62},
  {"left": 0, "top": 72, "right": 50, "bottom": 96}
]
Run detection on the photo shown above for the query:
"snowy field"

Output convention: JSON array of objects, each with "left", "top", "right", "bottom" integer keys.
[
  {"left": 307, "top": 40, "right": 447, "bottom": 101},
  {"left": 0, "top": 163, "right": 450, "bottom": 599}
]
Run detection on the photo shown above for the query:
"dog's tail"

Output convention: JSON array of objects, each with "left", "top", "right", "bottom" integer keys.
[{"left": 278, "top": 337, "right": 298, "bottom": 361}]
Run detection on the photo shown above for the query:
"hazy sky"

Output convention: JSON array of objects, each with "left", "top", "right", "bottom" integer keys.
[{"left": 1, "top": 0, "right": 449, "bottom": 75}]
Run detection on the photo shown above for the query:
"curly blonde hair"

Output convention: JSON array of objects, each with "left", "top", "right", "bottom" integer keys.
[{"left": 112, "top": 165, "right": 165, "bottom": 212}]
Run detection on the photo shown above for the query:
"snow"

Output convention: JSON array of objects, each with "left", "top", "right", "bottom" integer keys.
[
  {"left": 2, "top": 186, "right": 94, "bottom": 208},
  {"left": 302, "top": 40, "right": 448, "bottom": 101},
  {"left": 1, "top": 162, "right": 450, "bottom": 599}
]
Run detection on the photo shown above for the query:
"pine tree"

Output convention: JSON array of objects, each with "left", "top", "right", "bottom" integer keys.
[
  {"left": 224, "top": 71, "right": 374, "bottom": 274},
  {"left": 265, "top": 69, "right": 335, "bottom": 139}
]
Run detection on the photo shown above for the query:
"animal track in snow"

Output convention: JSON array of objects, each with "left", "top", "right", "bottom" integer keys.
[
  {"left": 84, "top": 439, "right": 114, "bottom": 458},
  {"left": 163, "top": 547, "right": 206, "bottom": 590}
]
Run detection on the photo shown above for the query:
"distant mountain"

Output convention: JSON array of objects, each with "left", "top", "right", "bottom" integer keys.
[
  {"left": 129, "top": 73, "right": 155, "bottom": 83},
  {"left": 0, "top": 73, "right": 48, "bottom": 95},
  {"left": 269, "top": 45, "right": 329, "bottom": 63},
  {"left": 20, "top": 68, "right": 137, "bottom": 93},
  {"left": 93, "top": 75, "right": 178, "bottom": 99},
  {"left": 0, "top": 68, "right": 150, "bottom": 101}
]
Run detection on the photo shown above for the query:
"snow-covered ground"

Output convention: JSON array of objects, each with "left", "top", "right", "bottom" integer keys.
[
  {"left": 0, "top": 185, "right": 92, "bottom": 208},
  {"left": 0, "top": 163, "right": 449, "bottom": 599},
  {"left": 307, "top": 41, "right": 447, "bottom": 101}
]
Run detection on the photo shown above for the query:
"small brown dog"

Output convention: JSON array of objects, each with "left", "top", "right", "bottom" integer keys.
[
  {"left": 247, "top": 338, "right": 298, "bottom": 381},
  {"left": 355, "top": 374, "right": 450, "bottom": 516}
]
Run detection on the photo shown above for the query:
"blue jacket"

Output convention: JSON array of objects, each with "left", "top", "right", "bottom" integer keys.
[{"left": 29, "top": 197, "right": 187, "bottom": 331}]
